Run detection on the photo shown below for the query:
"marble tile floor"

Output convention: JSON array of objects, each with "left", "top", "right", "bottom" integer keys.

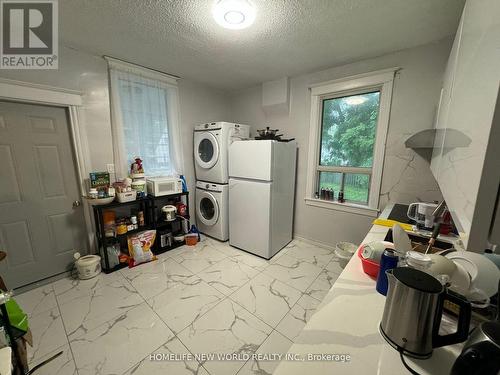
[{"left": 13, "top": 237, "right": 344, "bottom": 375}]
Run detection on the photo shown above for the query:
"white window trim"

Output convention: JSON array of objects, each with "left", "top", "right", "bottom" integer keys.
[
  {"left": 305, "top": 68, "right": 398, "bottom": 217},
  {"left": 104, "top": 56, "right": 179, "bottom": 86}
]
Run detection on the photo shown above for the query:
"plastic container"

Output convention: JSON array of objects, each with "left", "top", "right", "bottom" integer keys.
[
  {"left": 131, "top": 180, "right": 146, "bottom": 193},
  {"left": 89, "top": 188, "right": 98, "bottom": 199},
  {"left": 174, "top": 234, "right": 185, "bottom": 243},
  {"left": 74, "top": 253, "right": 101, "bottom": 280},
  {"left": 103, "top": 210, "right": 116, "bottom": 224},
  {"left": 334, "top": 242, "right": 357, "bottom": 268},
  {"left": 185, "top": 233, "right": 198, "bottom": 246},
  {"left": 404, "top": 251, "right": 432, "bottom": 272},
  {"left": 358, "top": 245, "right": 381, "bottom": 278},
  {"left": 116, "top": 191, "right": 136, "bottom": 203}
]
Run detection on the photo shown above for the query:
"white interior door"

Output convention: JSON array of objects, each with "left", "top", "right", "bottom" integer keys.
[{"left": 0, "top": 101, "right": 87, "bottom": 288}]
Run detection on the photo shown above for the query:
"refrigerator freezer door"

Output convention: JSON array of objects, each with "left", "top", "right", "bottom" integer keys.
[
  {"left": 229, "top": 178, "right": 271, "bottom": 258},
  {"left": 229, "top": 140, "right": 273, "bottom": 181}
]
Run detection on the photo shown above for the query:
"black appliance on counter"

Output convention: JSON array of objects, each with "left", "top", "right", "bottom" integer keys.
[{"left": 450, "top": 281, "right": 500, "bottom": 375}]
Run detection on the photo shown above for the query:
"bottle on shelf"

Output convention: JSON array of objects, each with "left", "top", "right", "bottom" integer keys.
[{"left": 338, "top": 190, "right": 345, "bottom": 203}]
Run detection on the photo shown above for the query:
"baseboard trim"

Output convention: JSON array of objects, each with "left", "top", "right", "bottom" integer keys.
[{"left": 292, "top": 234, "right": 336, "bottom": 250}]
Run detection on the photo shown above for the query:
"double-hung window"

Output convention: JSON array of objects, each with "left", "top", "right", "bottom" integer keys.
[
  {"left": 306, "top": 69, "right": 397, "bottom": 216},
  {"left": 107, "top": 57, "right": 183, "bottom": 178}
]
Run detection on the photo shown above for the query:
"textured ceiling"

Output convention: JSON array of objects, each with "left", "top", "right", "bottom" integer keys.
[{"left": 60, "top": 0, "right": 464, "bottom": 90}]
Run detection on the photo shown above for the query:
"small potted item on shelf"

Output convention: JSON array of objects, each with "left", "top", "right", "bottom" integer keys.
[
  {"left": 130, "top": 157, "right": 146, "bottom": 198},
  {"left": 130, "top": 156, "right": 145, "bottom": 179}
]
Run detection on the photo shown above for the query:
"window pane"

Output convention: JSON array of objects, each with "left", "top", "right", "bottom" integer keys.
[
  {"left": 118, "top": 79, "right": 172, "bottom": 176},
  {"left": 320, "top": 91, "right": 380, "bottom": 168},
  {"left": 318, "top": 172, "right": 370, "bottom": 204},
  {"left": 318, "top": 171, "right": 342, "bottom": 197},
  {"left": 344, "top": 173, "right": 370, "bottom": 204}
]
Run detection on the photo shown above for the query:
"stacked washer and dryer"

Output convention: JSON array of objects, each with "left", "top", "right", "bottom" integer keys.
[{"left": 194, "top": 122, "right": 250, "bottom": 241}]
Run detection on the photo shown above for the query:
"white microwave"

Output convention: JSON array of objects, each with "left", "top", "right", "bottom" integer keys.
[{"left": 146, "top": 177, "right": 183, "bottom": 196}]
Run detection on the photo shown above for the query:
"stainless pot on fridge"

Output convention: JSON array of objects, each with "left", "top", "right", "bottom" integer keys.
[{"left": 380, "top": 267, "right": 471, "bottom": 358}]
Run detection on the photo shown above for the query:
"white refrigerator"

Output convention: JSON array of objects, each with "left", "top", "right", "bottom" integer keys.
[{"left": 228, "top": 140, "right": 297, "bottom": 259}]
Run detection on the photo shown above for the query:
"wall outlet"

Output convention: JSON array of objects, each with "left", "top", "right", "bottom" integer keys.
[{"left": 106, "top": 163, "right": 115, "bottom": 174}]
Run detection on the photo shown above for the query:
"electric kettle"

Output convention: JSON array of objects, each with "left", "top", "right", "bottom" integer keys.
[{"left": 380, "top": 267, "right": 471, "bottom": 358}]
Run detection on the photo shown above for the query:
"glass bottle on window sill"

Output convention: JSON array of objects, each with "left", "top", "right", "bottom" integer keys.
[
  {"left": 320, "top": 188, "right": 326, "bottom": 200},
  {"left": 338, "top": 190, "right": 345, "bottom": 203}
]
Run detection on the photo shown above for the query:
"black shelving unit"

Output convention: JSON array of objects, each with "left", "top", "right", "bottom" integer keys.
[
  {"left": 149, "top": 192, "right": 190, "bottom": 255},
  {"left": 92, "top": 192, "right": 190, "bottom": 273}
]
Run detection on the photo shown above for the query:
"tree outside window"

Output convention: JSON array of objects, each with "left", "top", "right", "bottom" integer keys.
[{"left": 318, "top": 91, "right": 380, "bottom": 204}]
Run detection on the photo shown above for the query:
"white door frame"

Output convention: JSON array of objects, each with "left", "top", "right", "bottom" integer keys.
[{"left": 0, "top": 77, "right": 93, "bottom": 253}]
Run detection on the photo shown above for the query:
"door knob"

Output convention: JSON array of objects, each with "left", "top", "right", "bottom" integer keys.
[{"left": 72, "top": 200, "right": 81, "bottom": 208}]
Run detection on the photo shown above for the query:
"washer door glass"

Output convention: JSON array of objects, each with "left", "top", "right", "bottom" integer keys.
[
  {"left": 197, "top": 191, "right": 219, "bottom": 226},
  {"left": 195, "top": 133, "right": 219, "bottom": 169},
  {"left": 201, "top": 198, "right": 215, "bottom": 220},
  {"left": 199, "top": 139, "right": 214, "bottom": 162}
]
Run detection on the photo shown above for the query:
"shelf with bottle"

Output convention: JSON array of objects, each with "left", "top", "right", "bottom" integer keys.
[
  {"left": 155, "top": 215, "right": 190, "bottom": 228},
  {"left": 93, "top": 191, "right": 190, "bottom": 273}
]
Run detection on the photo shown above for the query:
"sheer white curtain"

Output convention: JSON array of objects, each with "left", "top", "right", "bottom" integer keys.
[{"left": 107, "top": 57, "right": 184, "bottom": 179}]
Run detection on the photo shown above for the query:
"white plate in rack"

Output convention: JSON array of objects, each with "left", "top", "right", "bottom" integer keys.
[{"left": 446, "top": 251, "right": 500, "bottom": 297}]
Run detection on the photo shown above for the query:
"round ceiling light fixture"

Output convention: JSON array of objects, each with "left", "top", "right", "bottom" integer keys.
[
  {"left": 212, "top": 0, "right": 256, "bottom": 30},
  {"left": 345, "top": 96, "right": 368, "bottom": 105}
]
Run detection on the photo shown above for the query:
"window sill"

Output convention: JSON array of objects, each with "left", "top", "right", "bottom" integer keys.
[{"left": 304, "top": 198, "right": 379, "bottom": 217}]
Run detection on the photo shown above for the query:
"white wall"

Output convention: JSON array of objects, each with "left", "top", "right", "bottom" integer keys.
[
  {"left": 230, "top": 39, "right": 452, "bottom": 246},
  {"left": 178, "top": 79, "right": 231, "bottom": 211},
  {"left": 0, "top": 45, "right": 113, "bottom": 172}
]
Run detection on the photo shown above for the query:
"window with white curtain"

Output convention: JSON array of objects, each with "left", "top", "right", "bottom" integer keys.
[{"left": 106, "top": 57, "right": 183, "bottom": 178}]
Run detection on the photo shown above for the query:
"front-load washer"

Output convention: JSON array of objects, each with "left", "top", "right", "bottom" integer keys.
[
  {"left": 195, "top": 181, "right": 229, "bottom": 241},
  {"left": 194, "top": 122, "right": 250, "bottom": 184}
]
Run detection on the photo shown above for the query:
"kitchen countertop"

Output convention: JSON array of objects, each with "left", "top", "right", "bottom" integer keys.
[{"left": 274, "top": 205, "right": 464, "bottom": 375}]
